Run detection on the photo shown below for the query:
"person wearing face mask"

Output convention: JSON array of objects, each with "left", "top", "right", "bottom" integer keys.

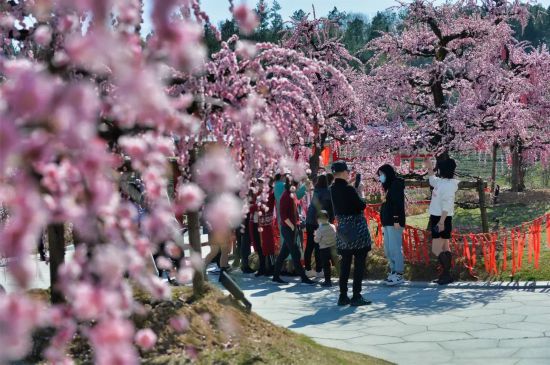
[
  {"left": 377, "top": 164, "right": 406, "bottom": 286},
  {"left": 329, "top": 161, "right": 372, "bottom": 306}
]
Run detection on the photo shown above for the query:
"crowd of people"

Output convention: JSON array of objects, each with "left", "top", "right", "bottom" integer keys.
[
  {"left": 205, "top": 157, "right": 459, "bottom": 307},
  {"left": 1, "top": 156, "right": 459, "bottom": 304}
]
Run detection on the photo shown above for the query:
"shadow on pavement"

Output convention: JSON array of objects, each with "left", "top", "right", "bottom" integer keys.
[{"left": 228, "top": 271, "right": 510, "bottom": 329}]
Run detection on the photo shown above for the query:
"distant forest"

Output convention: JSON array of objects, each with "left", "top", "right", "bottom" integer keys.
[{"left": 204, "top": 1, "right": 550, "bottom": 60}]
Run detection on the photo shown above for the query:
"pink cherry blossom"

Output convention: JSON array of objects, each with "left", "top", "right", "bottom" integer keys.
[
  {"left": 169, "top": 315, "right": 190, "bottom": 333},
  {"left": 194, "top": 149, "right": 242, "bottom": 194},
  {"left": 233, "top": 4, "right": 259, "bottom": 35},
  {"left": 33, "top": 25, "right": 52, "bottom": 46},
  {"left": 134, "top": 328, "right": 157, "bottom": 350},
  {"left": 204, "top": 193, "right": 244, "bottom": 232},
  {"left": 175, "top": 183, "right": 205, "bottom": 214}
]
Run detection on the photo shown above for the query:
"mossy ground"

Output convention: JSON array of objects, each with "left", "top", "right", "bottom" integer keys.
[{"left": 27, "top": 286, "right": 390, "bottom": 365}]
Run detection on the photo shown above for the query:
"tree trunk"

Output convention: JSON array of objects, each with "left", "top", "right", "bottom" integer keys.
[
  {"left": 47, "top": 223, "right": 65, "bottom": 304},
  {"left": 490, "top": 143, "right": 498, "bottom": 193},
  {"left": 510, "top": 139, "right": 525, "bottom": 192},
  {"left": 187, "top": 147, "right": 205, "bottom": 297},
  {"left": 477, "top": 179, "right": 489, "bottom": 233},
  {"left": 308, "top": 150, "right": 321, "bottom": 178},
  {"left": 187, "top": 211, "right": 205, "bottom": 297}
]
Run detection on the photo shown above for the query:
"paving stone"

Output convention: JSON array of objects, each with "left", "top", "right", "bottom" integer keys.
[
  {"left": 378, "top": 341, "right": 444, "bottom": 352},
  {"left": 361, "top": 324, "right": 426, "bottom": 337},
  {"left": 453, "top": 308, "right": 504, "bottom": 317},
  {"left": 439, "top": 339, "right": 499, "bottom": 351},
  {"left": 467, "top": 314, "right": 525, "bottom": 325},
  {"left": 347, "top": 335, "right": 404, "bottom": 346},
  {"left": 499, "top": 337, "right": 550, "bottom": 348},
  {"left": 452, "top": 347, "right": 519, "bottom": 358},
  {"left": 506, "top": 306, "right": 550, "bottom": 315},
  {"left": 448, "top": 359, "right": 519, "bottom": 365},
  {"left": 388, "top": 350, "right": 454, "bottom": 365},
  {"left": 403, "top": 331, "right": 472, "bottom": 342},
  {"left": 428, "top": 321, "right": 497, "bottom": 332},
  {"left": 500, "top": 322, "right": 550, "bottom": 333},
  {"left": 469, "top": 328, "right": 542, "bottom": 339},
  {"left": 524, "top": 314, "right": 550, "bottom": 323},
  {"left": 515, "top": 359, "right": 550, "bottom": 365},
  {"left": 481, "top": 301, "right": 524, "bottom": 310},
  {"left": 514, "top": 347, "right": 550, "bottom": 358},
  {"left": 398, "top": 314, "right": 464, "bottom": 326}
]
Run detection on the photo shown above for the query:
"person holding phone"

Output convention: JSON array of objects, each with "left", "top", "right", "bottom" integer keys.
[
  {"left": 377, "top": 164, "right": 406, "bottom": 286},
  {"left": 330, "top": 161, "right": 372, "bottom": 306},
  {"left": 425, "top": 157, "right": 458, "bottom": 285}
]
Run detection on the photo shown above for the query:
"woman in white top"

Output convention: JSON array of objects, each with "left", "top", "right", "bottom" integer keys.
[{"left": 425, "top": 157, "right": 458, "bottom": 285}]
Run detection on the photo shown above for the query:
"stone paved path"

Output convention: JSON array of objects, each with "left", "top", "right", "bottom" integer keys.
[{"left": 214, "top": 272, "right": 550, "bottom": 365}]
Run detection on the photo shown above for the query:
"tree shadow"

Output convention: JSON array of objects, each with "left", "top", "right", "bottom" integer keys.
[
  {"left": 226, "top": 271, "right": 517, "bottom": 329},
  {"left": 286, "top": 284, "right": 511, "bottom": 329}
]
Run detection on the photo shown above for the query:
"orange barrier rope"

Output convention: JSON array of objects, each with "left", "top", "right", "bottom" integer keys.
[{"left": 364, "top": 205, "right": 550, "bottom": 276}]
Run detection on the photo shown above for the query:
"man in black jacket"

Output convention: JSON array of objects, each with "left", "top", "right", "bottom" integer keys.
[{"left": 330, "top": 161, "right": 372, "bottom": 306}]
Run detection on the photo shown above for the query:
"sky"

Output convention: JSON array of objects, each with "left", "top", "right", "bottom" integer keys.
[
  {"left": 141, "top": 0, "right": 550, "bottom": 34},
  {"left": 198, "top": 0, "right": 550, "bottom": 25}
]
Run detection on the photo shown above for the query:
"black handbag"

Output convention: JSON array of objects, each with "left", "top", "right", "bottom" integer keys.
[{"left": 336, "top": 218, "right": 360, "bottom": 243}]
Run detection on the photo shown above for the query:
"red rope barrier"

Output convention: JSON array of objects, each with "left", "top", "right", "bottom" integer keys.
[{"left": 365, "top": 203, "right": 550, "bottom": 275}]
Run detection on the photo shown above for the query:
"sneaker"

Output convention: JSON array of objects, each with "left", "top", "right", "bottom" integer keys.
[
  {"left": 209, "top": 267, "right": 222, "bottom": 274},
  {"left": 255, "top": 270, "right": 266, "bottom": 278},
  {"left": 337, "top": 295, "right": 351, "bottom": 306},
  {"left": 350, "top": 295, "right": 372, "bottom": 307},
  {"left": 305, "top": 270, "right": 316, "bottom": 278},
  {"left": 321, "top": 281, "right": 332, "bottom": 287},
  {"left": 301, "top": 277, "right": 315, "bottom": 285},
  {"left": 272, "top": 277, "right": 288, "bottom": 284},
  {"left": 386, "top": 273, "right": 404, "bottom": 286},
  {"left": 315, "top": 270, "right": 324, "bottom": 279},
  {"left": 384, "top": 272, "right": 396, "bottom": 284}
]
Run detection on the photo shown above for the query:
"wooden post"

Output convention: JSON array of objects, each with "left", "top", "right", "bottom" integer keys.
[
  {"left": 187, "top": 148, "right": 205, "bottom": 297},
  {"left": 47, "top": 223, "right": 65, "bottom": 304},
  {"left": 490, "top": 143, "right": 498, "bottom": 194},
  {"left": 477, "top": 178, "right": 489, "bottom": 233}
]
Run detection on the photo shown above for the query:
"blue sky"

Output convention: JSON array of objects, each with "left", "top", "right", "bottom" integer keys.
[
  {"left": 198, "top": 0, "right": 550, "bottom": 25},
  {"left": 142, "top": 1, "right": 550, "bottom": 33}
]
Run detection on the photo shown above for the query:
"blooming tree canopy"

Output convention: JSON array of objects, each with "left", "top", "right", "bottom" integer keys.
[
  {"left": 0, "top": 0, "right": 359, "bottom": 363},
  {"left": 361, "top": 0, "right": 549, "bottom": 160}
]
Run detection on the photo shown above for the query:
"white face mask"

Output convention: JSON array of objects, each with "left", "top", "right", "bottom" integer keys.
[{"left": 379, "top": 174, "right": 386, "bottom": 184}]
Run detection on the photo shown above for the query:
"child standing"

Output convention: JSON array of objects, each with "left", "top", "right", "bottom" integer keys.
[{"left": 314, "top": 210, "right": 339, "bottom": 287}]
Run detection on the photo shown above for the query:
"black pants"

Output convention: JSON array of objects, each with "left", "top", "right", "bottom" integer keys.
[
  {"left": 240, "top": 225, "right": 251, "bottom": 269},
  {"left": 304, "top": 224, "right": 321, "bottom": 272},
  {"left": 339, "top": 247, "right": 368, "bottom": 297},
  {"left": 252, "top": 222, "right": 266, "bottom": 273},
  {"left": 274, "top": 226, "right": 306, "bottom": 279},
  {"left": 37, "top": 235, "right": 46, "bottom": 261},
  {"left": 319, "top": 247, "right": 333, "bottom": 282}
]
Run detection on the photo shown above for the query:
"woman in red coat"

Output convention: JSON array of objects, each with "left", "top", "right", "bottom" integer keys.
[{"left": 259, "top": 178, "right": 276, "bottom": 275}]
